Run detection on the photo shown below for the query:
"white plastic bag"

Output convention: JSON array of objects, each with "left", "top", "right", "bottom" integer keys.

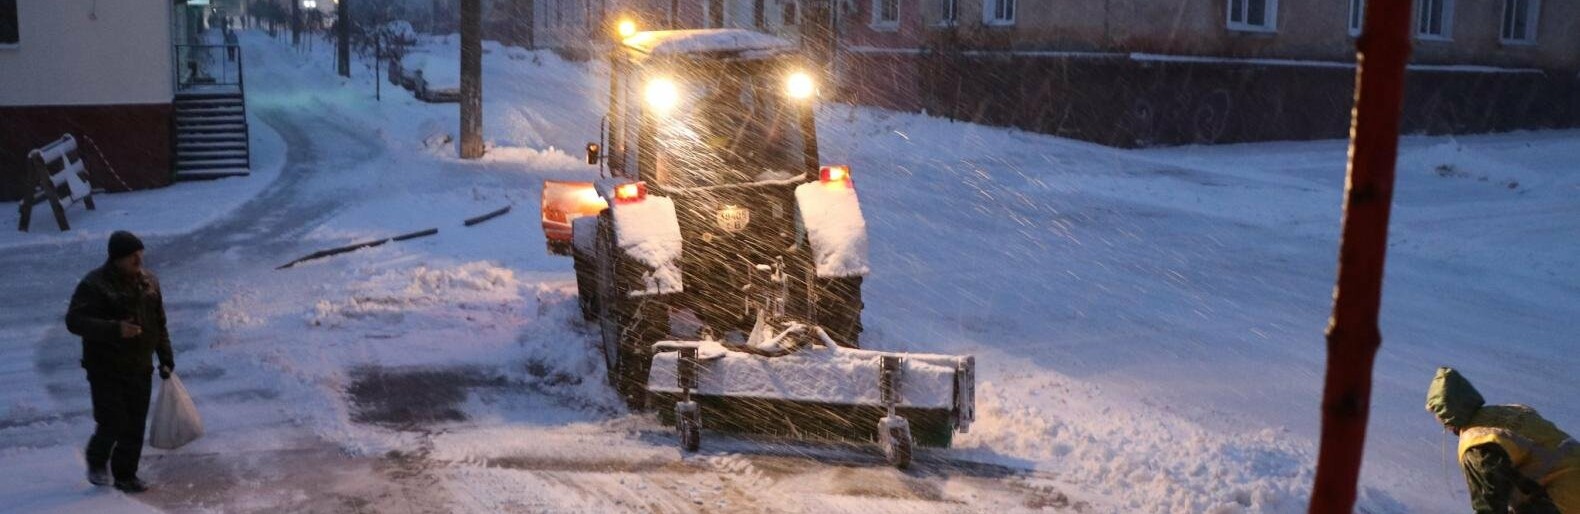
[{"left": 149, "top": 372, "right": 204, "bottom": 450}]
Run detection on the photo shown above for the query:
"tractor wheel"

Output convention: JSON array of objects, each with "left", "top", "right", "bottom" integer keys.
[
  {"left": 613, "top": 296, "right": 667, "bottom": 410},
  {"left": 594, "top": 212, "right": 670, "bottom": 411},
  {"left": 813, "top": 276, "right": 864, "bottom": 348},
  {"left": 596, "top": 214, "right": 621, "bottom": 383},
  {"left": 572, "top": 246, "right": 597, "bottom": 322}
]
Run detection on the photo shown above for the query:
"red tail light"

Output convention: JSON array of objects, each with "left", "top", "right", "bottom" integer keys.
[
  {"left": 819, "top": 165, "right": 852, "bottom": 187},
  {"left": 614, "top": 181, "right": 647, "bottom": 203}
]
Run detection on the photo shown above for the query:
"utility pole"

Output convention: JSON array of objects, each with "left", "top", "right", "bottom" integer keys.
[
  {"left": 459, "top": 0, "right": 484, "bottom": 159},
  {"left": 291, "top": 0, "right": 301, "bottom": 46},
  {"left": 1307, "top": 0, "right": 1413, "bottom": 512},
  {"left": 337, "top": 0, "right": 351, "bottom": 77}
]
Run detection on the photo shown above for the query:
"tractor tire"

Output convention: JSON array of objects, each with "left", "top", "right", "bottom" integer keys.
[
  {"left": 594, "top": 212, "right": 670, "bottom": 411},
  {"left": 572, "top": 246, "right": 597, "bottom": 323},
  {"left": 813, "top": 276, "right": 864, "bottom": 348},
  {"left": 596, "top": 213, "right": 621, "bottom": 378},
  {"left": 614, "top": 297, "right": 667, "bottom": 410}
]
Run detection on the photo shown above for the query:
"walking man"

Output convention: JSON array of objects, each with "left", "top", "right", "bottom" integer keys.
[
  {"left": 66, "top": 231, "right": 175, "bottom": 493},
  {"left": 1427, "top": 367, "right": 1579, "bottom": 513}
]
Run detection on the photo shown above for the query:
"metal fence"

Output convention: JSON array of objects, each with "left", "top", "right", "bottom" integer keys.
[{"left": 173, "top": 44, "right": 245, "bottom": 91}]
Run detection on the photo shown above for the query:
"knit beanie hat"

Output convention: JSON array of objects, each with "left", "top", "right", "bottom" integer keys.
[{"left": 108, "top": 231, "right": 144, "bottom": 262}]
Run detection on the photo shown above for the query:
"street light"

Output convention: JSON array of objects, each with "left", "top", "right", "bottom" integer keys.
[{"left": 303, "top": 0, "right": 317, "bottom": 9}]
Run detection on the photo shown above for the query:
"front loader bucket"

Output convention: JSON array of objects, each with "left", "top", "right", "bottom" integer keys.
[
  {"left": 540, "top": 180, "right": 606, "bottom": 255},
  {"left": 648, "top": 342, "right": 975, "bottom": 448}
]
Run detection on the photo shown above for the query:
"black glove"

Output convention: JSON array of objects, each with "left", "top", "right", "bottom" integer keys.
[{"left": 159, "top": 365, "right": 173, "bottom": 380}]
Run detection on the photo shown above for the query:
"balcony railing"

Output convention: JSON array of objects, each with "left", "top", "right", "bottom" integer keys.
[{"left": 173, "top": 44, "right": 244, "bottom": 91}]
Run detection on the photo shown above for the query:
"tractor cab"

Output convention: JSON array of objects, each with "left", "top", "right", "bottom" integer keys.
[{"left": 598, "top": 29, "right": 819, "bottom": 189}]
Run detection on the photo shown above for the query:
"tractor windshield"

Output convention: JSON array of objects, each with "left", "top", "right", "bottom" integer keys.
[{"left": 651, "top": 60, "right": 808, "bottom": 188}]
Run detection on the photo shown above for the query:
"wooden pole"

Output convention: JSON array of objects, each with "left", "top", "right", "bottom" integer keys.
[
  {"left": 459, "top": 0, "right": 484, "bottom": 159},
  {"left": 1308, "top": 0, "right": 1413, "bottom": 512}
]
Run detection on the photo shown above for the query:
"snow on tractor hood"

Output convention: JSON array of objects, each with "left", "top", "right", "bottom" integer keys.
[
  {"left": 623, "top": 29, "right": 796, "bottom": 57},
  {"left": 796, "top": 181, "right": 870, "bottom": 278}
]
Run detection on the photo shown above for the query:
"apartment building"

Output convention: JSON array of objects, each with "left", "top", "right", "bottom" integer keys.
[{"left": 521, "top": 0, "right": 1580, "bottom": 145}]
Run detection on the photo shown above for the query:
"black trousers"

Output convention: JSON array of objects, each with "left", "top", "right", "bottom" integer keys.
[{"left": 85, "top": 371, "right": 153, "bottom": 481}]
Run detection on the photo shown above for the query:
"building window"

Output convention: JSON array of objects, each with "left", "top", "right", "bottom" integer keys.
[
  {"left": 871, "top": 0, "right": 899, "bottom": 29},
  {"left": 984, "top": 0, "right": 1015, "bottom": 26},
  {"left": 937, "top": 0, "right": 957, "bottom": 26},
  {"left": 1227, "top": 0, "right": 1276, "bottom": 32},
  {"left": 1414, "top": 0, "right": 1453, "bottom": 39},
  {"left": 782, "top": 1, "right": 798, "bottom": 25},
  {"left": 1, "top": 0, "right": 18, "bottom": 47},
  {"left": 1348, "top": 0, "right": 1364, "bottom": 36},
  {"left": 1500, "top": 0, "right": 1538, "bottom": 43}
]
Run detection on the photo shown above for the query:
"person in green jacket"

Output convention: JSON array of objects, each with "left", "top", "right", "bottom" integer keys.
[
  {"left": 1427, "top": 367, "right": 1579, "bottom": 513},
  {"left": 66, "top": 231, "right": 175, "bottom": 494}
]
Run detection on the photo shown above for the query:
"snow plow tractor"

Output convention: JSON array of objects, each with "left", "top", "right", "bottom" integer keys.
[{"left": 538, "top": 26, "right": 974, "bottom": 467}]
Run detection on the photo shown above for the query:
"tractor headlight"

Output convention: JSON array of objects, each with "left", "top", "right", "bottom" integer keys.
[
  {"left": 645, "top": 77, "right": 680, "bottom": 114},
  {"left": 787, "top": 71, "right": 816, "bottom": 100},
  {"left": 617, "top": 19, "right": 637, "bottom": 38}
]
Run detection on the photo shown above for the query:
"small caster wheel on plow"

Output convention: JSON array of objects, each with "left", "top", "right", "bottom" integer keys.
[
  {"left": 676, "top": 346, "right": 702, "bottom": 453},
  {"left": 879, "top": 416, "right": 912, "bottom": 469},
  {"left": 677, "top": 400, "right": 701, "bottom": 452},
  {"left": 878, "top": 356, "right": 911, "bottom": 469}
]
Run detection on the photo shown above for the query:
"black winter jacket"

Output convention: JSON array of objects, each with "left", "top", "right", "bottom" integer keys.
[{"left": 65, "top": 264, "right": 174, "bottom": 375}]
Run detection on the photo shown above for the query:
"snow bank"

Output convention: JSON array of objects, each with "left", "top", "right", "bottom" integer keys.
[
  {"left": 308, "top": 262, "right": 520, "bottom": 329},
  {"left": 647, "top": 340, "right": 962, "bottom": 409},
  {"left": 796, "top": 181, "right": 870, "bottom": 277},
  {"left": 611, "top": 195, "right": 684, "bottom": 295},
  {"left": 956, "top": 381, "right": 1316, "bottom": 514}
]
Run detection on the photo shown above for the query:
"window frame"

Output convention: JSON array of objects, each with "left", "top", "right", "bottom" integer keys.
[
  {"left": 1347, "top": 0, "right": 1364, "bottom": 36},
  {"left": 2, "top": 0, "right": 19, "bottom": 47},
  {"left": 1225, "top": 0, "right": 1277, "bottom": 33},
  {"left": 935, "top": 0, "right": 958, "bottom": 27},
  {"left": 870, "top": 0, "right": 900, "bottom": 31},
  {"left": 1414, "top": 0, "right": 1454, "bottom": 41},
  {"left": 984, "top": 0, "right": 1016, "bottom": 26},
  {"left": 1499, "top": 0, "right": 1538, "bottom": 44}
]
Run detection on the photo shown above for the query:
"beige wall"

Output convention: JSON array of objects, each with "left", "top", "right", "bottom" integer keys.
[
  {"left": 907, "top": 0, "right": 1580, "bottom": 71},
  {"left": 0, "top": 0, "right": 174, "bottom": 106}
]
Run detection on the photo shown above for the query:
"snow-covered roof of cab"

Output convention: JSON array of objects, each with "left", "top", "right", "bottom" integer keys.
[{"left": 622, "top": 29, "right": 795, "bottom": 57}]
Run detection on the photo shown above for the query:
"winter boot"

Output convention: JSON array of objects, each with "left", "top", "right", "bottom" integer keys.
[
  {"left": 87, "top": 466, "right": 110, "bottom": 486},
  {"left": 114, "top": 477, "right": 150, "bottom": 494}
]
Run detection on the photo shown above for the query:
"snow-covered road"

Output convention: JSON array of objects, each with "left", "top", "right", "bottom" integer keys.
[{"left": 2, "top": 28, "right": 1576, "bottom": 513}]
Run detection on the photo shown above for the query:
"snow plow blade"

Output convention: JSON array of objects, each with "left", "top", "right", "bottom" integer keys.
[
  {"left": 648, "top": 341, "right": 975, "bottom": 450},
  {"left": 540, "top": 180, "right": 607, "bottom": 255}
]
